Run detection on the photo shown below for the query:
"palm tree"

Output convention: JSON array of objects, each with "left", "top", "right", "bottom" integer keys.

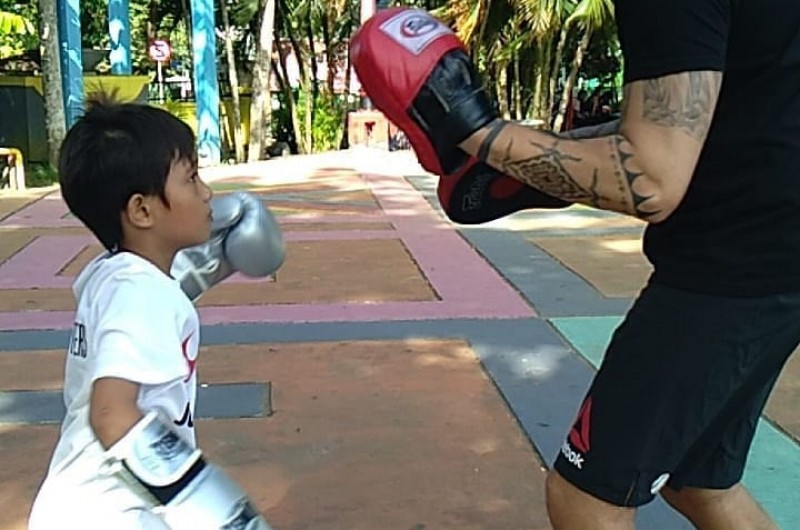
[
  {"left": 0, "top": 11, "right": 34, "bottom": 36},
  {"left": 551, "top": 0, "right": 614, "bottom": 132},
  {"left": 220, "top": 0, "right": 246, "bottom": 162},
  {"left": 36, "top": 0, "right": 67, "bottom": 167},
  {"left": 513, "top": 0, "right": 573, "bottom": 122},
  {"left": 242, "top": 0, "right": 277, "bottom": 162},
  {"left": 0, "top": 10, "right": 36, "bottom": 60}
]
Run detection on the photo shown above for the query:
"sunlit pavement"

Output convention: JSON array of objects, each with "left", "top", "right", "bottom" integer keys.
[{"left": 0, "top": 148, "right": 796, "bottom": 529}]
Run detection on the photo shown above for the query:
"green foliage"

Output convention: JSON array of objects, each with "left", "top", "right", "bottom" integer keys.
[
  {"left": 579, "top": 22, "right": 622, "bottom": 88},
  {"left": 0, "top": 4, "right": 38, "bottom": 60},
  {"left": 79, "top": 0, "right": 111, "bottom": 49},
  {"left": 26, "top": 162, "right": 59, "bottom": 188},
  {"left": 270, "top": 88, "right": 345, "bottom": 154},
  {"left": 302, "top": 90, "right": 345, "bottom": 153}
]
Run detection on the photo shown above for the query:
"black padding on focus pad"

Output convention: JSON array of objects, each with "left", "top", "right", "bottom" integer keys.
[
  {"left": 409, "top": 49, "right": 495, "bottom": 175},
  {"left": 442, "top": 162, "right": 571, "bottom": 225}
]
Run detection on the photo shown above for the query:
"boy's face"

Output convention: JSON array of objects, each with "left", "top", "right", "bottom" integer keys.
[{"left": 156, "top": 156, "right": 213, "bottom": 250}]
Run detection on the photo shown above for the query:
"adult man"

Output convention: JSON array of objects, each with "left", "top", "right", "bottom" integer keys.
[{"left": 353, "top": 1, "right": 800, "bottom": 528}]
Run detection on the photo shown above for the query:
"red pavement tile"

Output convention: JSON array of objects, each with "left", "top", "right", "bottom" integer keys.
[{"left": 0, "top": 340, "right": 552, "bottom": 530}]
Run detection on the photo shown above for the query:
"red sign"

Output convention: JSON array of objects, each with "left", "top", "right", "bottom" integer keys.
[{"left": 148, "top": 39, "right": 172, "bottom": 63}]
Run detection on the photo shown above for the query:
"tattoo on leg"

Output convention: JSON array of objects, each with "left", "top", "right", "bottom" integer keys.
[
  {"left": 642, "top": 71, "right": 720, "bottom": 140},
  {"left": 498, "top": 138, "right": 600, "bottom": 205},
  {"left": 611, "top": 135, "right": 659, "bottom": 219}
]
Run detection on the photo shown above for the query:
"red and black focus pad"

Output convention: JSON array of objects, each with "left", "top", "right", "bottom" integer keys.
[
  {"left": 438, "top": 159, "right": 570, "bottom": 224},
  {"left": 351, "top": 7, "right": 571, "bottom": 222},
  {"left": 351, "top": 7, "right": 478, "bottom": 176}
]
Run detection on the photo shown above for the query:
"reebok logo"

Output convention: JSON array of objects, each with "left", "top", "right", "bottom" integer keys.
[
  {"left": 561, "top": 396, "right": 592, "bottom": 470},
  {"left": 561, "top": 440, "right": 585, "bottom": 469},
  {"left": 568, "top": 396, "right": 593, "bottom": 453},
  {"left": 462, "top": 172, "right": 493, "bottom": 211}
]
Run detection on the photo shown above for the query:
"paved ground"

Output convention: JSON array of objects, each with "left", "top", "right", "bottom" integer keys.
[{"left": 0, "top": 149, "right": 797, "bottom": 530}]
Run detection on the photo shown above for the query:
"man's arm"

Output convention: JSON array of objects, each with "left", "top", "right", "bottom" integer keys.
[
  {"left": 460, "top": 71, "right": 723, "bottom": 223},
  {"left": 559, "top": 118, "right": 620, "bottom": 139}
]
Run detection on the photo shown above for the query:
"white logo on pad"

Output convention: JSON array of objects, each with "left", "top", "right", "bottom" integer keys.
[{"left": 380, "top": 11, "right": 452, "bottom": 55}]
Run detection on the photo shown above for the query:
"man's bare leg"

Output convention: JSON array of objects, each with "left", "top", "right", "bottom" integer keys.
[
  {"left": 546, "top": 469, "right": 636, "bottom": 530},
  {"left": 661, "top": 484, "right": 778, "bottom": 530}
]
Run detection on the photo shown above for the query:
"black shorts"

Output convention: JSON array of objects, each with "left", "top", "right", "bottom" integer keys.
[{"left": 553, "top": 282, "right": 800, "bottom": 507}]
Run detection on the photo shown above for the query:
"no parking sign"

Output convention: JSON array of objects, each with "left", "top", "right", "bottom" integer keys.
[
  {"left": 149, "top": 39, "right": 172, "bottom": 102},
  {"left": 148, "top": 39, "right": 172, "bottom": 63}
]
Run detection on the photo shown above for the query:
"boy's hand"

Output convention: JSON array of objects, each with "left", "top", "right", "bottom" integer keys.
[
  {"left": 171, "top": 192, "right": 285, "bottom": 301},
  {"left": 102, "top": 412, "right": 275, "bottom": 529}
]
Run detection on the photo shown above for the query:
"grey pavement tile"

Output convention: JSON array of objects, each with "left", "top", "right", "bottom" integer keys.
[
  {"left": 0, "top": 383, "right": 270, "bottom": 425},
  {"left": 404, "top": 174, "right": 636, "bottom": 318}
]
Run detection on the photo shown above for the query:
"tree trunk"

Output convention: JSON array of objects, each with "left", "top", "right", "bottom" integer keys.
[
  {"left": 275, "top": 32, "right": 304, "bottom": 154},
  {"left": 513, "top": 55, "right": 522, "bottom": 121},
  {"left": 304, "top": 7, "right": 317, "bottom": 152},
  {"left": 553, "top": 28, "right": 592, "bottom": 133},
  {"left": 37, "top": 0, "right": 66, "bottom": 168},
  {"left": 537, "top": 38, "right": 554, "bottom": 125},
  {"left": 531, "top": 43, "right": 547, "bottom": 120},
  {"left": 147, "top": 0, "right": 158, "bottom": 43},
  {"left": 247, "top": 0, "right": 275, "bottom": 162},
  {"left": 219, "top": 0, "right": 244, "bottom": 162},
  {"left": 277, "top": 0, "right": 308, "bottom": 154},
  {"left": 497, "top": 63, "right": 509, "bottom": 119},
  {"left": 338, "top": 42, "right": 353, "bottom": 150},
  {"left": 321, "top": 14, "right": 335, "bottom": 94},
  {"left": 548, "top": 23, "right": 571, "bottom": 129}
]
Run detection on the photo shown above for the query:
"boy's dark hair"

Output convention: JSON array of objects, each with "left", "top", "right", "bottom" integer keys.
[{"left": 59, "top": 99, "right": 196, "bottom": 250}]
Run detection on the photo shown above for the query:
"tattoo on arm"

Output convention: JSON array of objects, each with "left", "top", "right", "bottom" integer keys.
[
  {"left": 497, "top": 137, "right": 603, "bottom": 207},
  {"left": 642, "top": 72, "right": 720, "bottom": 140},
  {"left": 476, "top": 119, "right": 508, "bottom": 162},
  {"left": 610, "top": 135, "right": 659, "bottom": 219},
  {"left": 477, "top": 130, "right": 658, "bottom": 218}
]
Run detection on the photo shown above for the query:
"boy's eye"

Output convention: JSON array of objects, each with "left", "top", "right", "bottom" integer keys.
[{"left": 189, "top": 173, "right": 198, "bottom": 182}]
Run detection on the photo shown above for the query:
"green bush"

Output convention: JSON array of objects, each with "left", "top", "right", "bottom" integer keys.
[
  {"left": 307, "top": 91, "right": 345, "bottom": 153},
  {"left": 25, "top": 162, "right": 59, "bottom": 188}
]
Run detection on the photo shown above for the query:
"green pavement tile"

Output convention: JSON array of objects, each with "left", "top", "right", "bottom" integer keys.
[
  {"left": 209, "top": 181, "right": 260, "bottom": 192},
  {"left": 743, "top": 421, "right": 800, "bottom": 530},
  {"left": 549, "top": 316, "right": 622, "bottom": 367},
  {"left": 550, "top": 316, "right": 800, "bottom": 526}
]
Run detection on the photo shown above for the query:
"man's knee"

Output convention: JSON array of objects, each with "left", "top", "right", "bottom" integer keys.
[
  {"left": 661, "top": 483, "right": 740, "bottom": 515},
  {"left": 545, "top": 469, "right": 635, "bottom": 528}
]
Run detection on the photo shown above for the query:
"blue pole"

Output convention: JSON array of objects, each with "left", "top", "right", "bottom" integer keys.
[
  {"left": 108, "top": 0, "right": 132, "bottom": 75},
  {"left": 56, "top": 0, "right": 84, "bottom": 128},
  {"left": 190, "top": 0, "right": 221, "bottom": 165}
]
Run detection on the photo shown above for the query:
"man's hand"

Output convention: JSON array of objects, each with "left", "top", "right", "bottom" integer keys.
[{"left": 460, "top": 71, "right": 723, "bottom": 223}]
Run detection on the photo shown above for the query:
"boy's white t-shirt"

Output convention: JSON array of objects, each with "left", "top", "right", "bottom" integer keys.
[{"left": 29, "top": 251, "right": 200, "bottom": 529}]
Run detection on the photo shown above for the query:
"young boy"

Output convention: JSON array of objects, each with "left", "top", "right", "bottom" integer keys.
[{"left": 28, "top": 101, "right": 276, "bottom": 529}]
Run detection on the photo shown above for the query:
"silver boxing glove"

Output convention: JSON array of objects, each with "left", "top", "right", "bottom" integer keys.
[
  {"left": 102, "top": 412, "right": 276, "bottom": 530},
  {"left": 171, "top": 191, "right": 285, "bottom": 301}
]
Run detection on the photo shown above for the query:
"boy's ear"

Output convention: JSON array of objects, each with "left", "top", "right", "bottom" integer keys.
[{"left": 124, "top": 193, "right": 156, "bottom": 229}]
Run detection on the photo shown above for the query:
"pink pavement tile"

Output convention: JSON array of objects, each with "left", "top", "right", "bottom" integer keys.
[
  {"left": 0, "top": 192, "right": 80, "bottom": 228},
  {"left": 0, "top": 236, "right": 84, "bottom": 288},
  {"left": 0, "top": 231, "right": 397, "bottom": 289},
  {"left": 0, "top": 162, "right": 536, "bottom": 330},
  {"left": 361, "top": 173, "right": 533, "bottom": 315},
  {"left": 0, "top": 301, "right": 531, "bottom": 331}
]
